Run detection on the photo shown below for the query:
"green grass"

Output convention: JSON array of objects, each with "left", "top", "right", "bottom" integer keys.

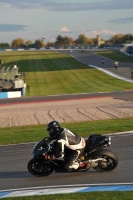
[
  {"left": 2, "top": 191, "right": 133, "bottom": 200},
  {"left": 1, "top": 51, "right": 133, "bottom": 96},
  {"left": 95, "top": 50, "right": 133, "bottom": 62},
  {"left": 1, "top": 117, "right": 133, "bottom": 145}
]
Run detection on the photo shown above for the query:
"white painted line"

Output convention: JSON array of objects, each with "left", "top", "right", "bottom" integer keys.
[
  {"left": 0, "top": 183, "right": 133, "bottom": 198},
  {"left": 1, "top": 183, "right": 133, "bottom": 192},
  {"left": 89, "top": 64, "right": 133, "bottom": 83},
  {"left": 71, "top": 53, "right": 133, "bottom": 83}
]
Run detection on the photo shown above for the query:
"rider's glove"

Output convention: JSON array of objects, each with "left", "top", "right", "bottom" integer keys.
[{"left": 44, "top": 155, "right": 55, "bottom": 160}]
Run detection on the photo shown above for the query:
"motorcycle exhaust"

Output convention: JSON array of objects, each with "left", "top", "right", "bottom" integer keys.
[{"left": 89, "top": 158, "right": 107, "bottom": 167}]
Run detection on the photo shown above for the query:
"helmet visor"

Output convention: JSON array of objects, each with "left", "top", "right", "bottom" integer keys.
[{"left": 47, "top": 128, "right": 55, "bottom": 137}]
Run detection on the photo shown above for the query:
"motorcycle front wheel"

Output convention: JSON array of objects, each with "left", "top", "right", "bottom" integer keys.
[
  {"left": 27, "top": 158, "right": 54, "bottom": 177},
  {"left": 92, "top": 149, "right": 118, "bottom": 172}
]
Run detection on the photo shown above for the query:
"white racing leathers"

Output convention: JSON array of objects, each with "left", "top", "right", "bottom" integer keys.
[{"left": 53, "top": 128, "right": 85, "bottom": 170}]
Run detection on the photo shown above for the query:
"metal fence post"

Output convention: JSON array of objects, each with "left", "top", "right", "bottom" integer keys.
[
  {"left": 2, "top": 66, "right": 5, "bottom": 82},
  {"left": 7, "top": 67, "right": 10, "bottom": 83}
]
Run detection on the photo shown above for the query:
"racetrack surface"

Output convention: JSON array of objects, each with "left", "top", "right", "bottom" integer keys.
[{"left": 0, "top": 132, "right": 133, "bottom": 190}]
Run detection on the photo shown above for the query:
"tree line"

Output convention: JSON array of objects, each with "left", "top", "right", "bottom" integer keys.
[{"left": 0, "top": 33, "right": 133, "bottom": 49}]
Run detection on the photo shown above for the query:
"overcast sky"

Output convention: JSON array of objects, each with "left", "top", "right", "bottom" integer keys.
[{"left": 0, "top": 0, "right": 133, "bottom": 44}]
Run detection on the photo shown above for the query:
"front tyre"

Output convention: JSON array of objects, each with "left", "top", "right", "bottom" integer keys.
[
  {"left": 92, "top": 149, "right": 118, "bottom": 172},
  {"left": 27, "top": 158, "right": 53, "bottom": 177}
]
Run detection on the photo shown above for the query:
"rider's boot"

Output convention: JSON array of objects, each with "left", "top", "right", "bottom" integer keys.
[{"left": 79, "top": 160, "right": 91, "bottom": 169}]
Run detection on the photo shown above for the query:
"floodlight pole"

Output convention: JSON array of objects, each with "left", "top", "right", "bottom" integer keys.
[{"left": 42, "top": 37, "right": 46, "bottom": 47}]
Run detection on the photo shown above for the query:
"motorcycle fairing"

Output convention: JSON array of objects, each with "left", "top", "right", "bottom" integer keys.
[{"left": 85, "top": 134, "right": 111, "bottom": 153}]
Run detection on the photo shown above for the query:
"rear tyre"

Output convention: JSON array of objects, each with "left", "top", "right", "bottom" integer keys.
[
  {"left": 92, "top": 149, "right": 118, "bottom": 172},
  {"left": 27, "top": 158, "right": 53, "bottom": 177}
]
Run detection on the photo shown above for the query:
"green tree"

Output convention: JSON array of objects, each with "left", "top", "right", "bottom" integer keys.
[
  {"left": 109, "top": 34, "right": 124, "bottom": 44},
  {"left": 34, "top": 39, "right": 44, "bottom": 48},
  {"left": 25, "top": 40, "right": 32, "bottom": 46},
  {"left": 91, "top": 38, "right": 98, "bottom": 46},
  {"left": 124, "top": 34, "right": 133, "bottom": 43},
  {"left": 46, "top": 42, "right": 55, "bottom": 47},
  {"left": 75, "top": 34, "right": 88, "bottom": 46},
  {"left": 87, "top": 38, "right": 94, "bottom": 46},
  {"left": 64, "top": 36, "right": 74, "bottom": 46},
  {"left": 55, "top": 35, "right": 65, "bottom": 47},
  {"left": 11, "top": 38, "right": 24, "bottom": 48},
  {"left": 55, "top": 35, "right": 74, "bottom": 47},
  {"left": 0, "top": 43, "right": 10, "bottom": 49}
]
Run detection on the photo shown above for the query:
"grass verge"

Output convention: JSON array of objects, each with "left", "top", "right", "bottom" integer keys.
[
  {"left": 95, "top": 50, "right": 133, "bottom": 62},
  {"left": 1, "top": 51, "right": 133, "bottom": 96},
  {"left": 1, "top": 117, "right": 133, "bottom": 145},
  {"left": 2, "top": 191, "right": 133, "bottom": 200}
]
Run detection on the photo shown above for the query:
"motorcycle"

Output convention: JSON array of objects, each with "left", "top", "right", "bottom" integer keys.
[{"left": 27, "top": 134, "right": 118, "bottom": 177}]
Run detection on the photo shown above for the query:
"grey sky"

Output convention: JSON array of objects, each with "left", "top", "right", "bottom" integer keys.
[
  {"left": 0, "top": 24, "right": 28, "bottom": 32},
  {"left": 109, "top": 17, "right": 133, "bottom": 24},
  {"left": 0, "top": 0, "right": 133, "bottom": 43},
  {"left": 0, "top": 0, "right": 133, "bottom": 10}
]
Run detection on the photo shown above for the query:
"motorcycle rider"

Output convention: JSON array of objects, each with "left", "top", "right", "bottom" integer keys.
[
  {"left": 46, "top": 120, "right": 86, "bottom": 171},
  {"left": 114, "top": 61, "right": 118, "bottom": 69}
]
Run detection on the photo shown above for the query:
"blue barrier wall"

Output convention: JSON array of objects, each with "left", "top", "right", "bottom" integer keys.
[
  {"left": 0, "top": 92, "right": 8, "bottom": 98},
  {"left": 0, "top": 91, "right": 21, "bottom": 99}
]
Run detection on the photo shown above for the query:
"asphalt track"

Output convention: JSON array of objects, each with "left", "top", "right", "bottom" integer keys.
[
  {"left": 0, "top": 51, "right": 133, "bottom": 192},
  {"left": 0, "top": 132, "right": 133, "bottom": 191},
  {"left": 71, "top": 51, "right": 133, "bottom": 80}
]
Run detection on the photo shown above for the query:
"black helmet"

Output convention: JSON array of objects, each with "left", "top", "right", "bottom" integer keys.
[{"left": 47, "top": 121, "right": 61, "bottom": 138}]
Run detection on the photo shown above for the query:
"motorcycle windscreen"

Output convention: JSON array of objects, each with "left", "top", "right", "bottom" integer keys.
[
  {"left": 32, "top": 139, "right": 49, "bottom": 156},
  {"left": 33, "top": 147, "right": 49, "bottom": 157}
]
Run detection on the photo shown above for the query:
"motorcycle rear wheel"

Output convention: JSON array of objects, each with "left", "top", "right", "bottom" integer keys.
[
  {"left": 92, "top": 149, "right": 118, "bottom": 172},
  {"left": 27, "top": 158, "right": 54, "bottom": 177}
]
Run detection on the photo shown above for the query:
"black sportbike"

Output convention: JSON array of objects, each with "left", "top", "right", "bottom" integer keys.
[{"left": 27, "top": 134, "right": 118, "bottom": 177}]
